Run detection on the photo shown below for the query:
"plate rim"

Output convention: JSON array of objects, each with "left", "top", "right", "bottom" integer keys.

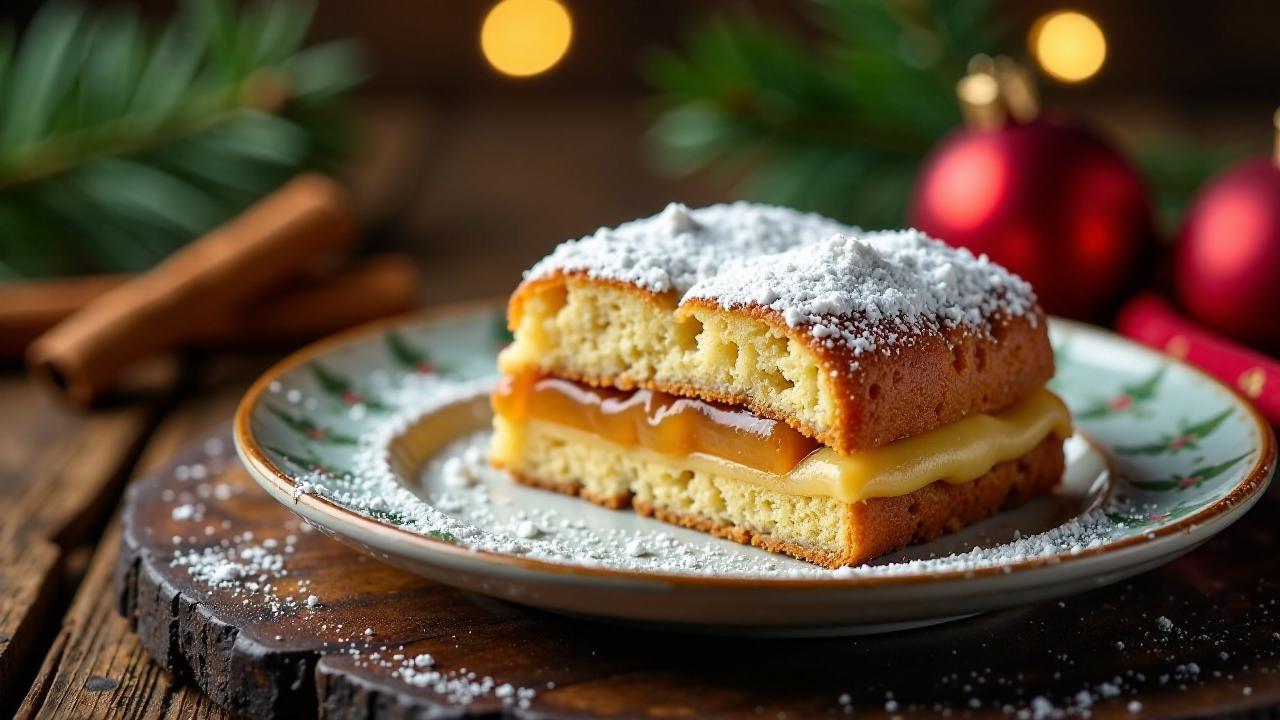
[{"left": 233, "top": 299, "right": 1277, "bottom": 589}]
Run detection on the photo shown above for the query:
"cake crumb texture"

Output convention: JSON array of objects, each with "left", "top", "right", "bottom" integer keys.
[
  {"left": 501, "top": 275, "right": 1052, "bottom": 452},
  {"left": 493, "top": 417, "right": 1065, "bottom": 568}
]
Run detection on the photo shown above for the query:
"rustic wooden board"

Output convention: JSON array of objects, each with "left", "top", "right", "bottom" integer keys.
[
  {"left": 13, "top": 358, "right": 267, "bottom": 719},
  {"left": 0, "top": 538, "right": 59, "bottom": 709},
  {"left": 111, "top": 427, "right": 1280, "bottom": 719},
  {"left": 14, "top": 521, "right": 234, "bottom": 720}
]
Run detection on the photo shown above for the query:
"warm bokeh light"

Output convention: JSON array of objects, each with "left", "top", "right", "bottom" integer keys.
[
  {"left": 1029, "top": 10, "right": 1106, "bottom": 83},
  {"left": 480, "top": 0, "right": 573, "bottom": 78}
]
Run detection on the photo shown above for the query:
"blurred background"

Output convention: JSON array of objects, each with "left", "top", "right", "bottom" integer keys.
[
  {"left": 2, "top": 0, "right": 1278, "bottom": 297},
  {"left": 2, "top": 0, "right": 1280, "bottom": 412}
]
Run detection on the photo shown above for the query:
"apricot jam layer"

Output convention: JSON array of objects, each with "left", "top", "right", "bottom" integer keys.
[
  {"left": 491, "top": 374, "right": 820, "bottom": 474},
  {"left": 491, "top": 376, "right": 1074, "bottom": 502}
]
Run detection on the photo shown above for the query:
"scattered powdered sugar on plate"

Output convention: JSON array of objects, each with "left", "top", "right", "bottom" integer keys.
[
  {"left": 523, "top": 201, "right": 1036, "bottom": 357},
  {"left": 258, "top": 371, "right": 1144, "bottom": 580},
  {"left": 258, "top": 372, "right": 826, "bottom": 576},
  {"left": 829, "top": 510, "right": 1118, "bottom": 579}
]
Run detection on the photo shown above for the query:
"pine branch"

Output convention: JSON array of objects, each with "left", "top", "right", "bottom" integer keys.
[
  {"left": 647, "top": 0, "right": 1244, "bottom": 232},
  {"left": 644, "top": 0, "right": 1011, "bottom": 228},
  {"left": 0, "top": 0, "right": 367, "bottom": 280}
]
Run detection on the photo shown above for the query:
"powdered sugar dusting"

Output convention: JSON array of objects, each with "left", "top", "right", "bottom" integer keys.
[
  {"left": 690, "top": 230, "right": 1035, "bottom": 357},
  {"left": 526, "top": 202, "right": 856, "bottom": 295},
  {"left": 525, "top": 202, "right": 1036, "bottom": 355}
]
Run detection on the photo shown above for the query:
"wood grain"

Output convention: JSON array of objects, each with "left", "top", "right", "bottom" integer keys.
[
  {"left": 0, "top": 375, "right": 163, "bottom": 547},
  {"left": 15, "top": 522, "right": 233, "bottom": 720},
  {"left": 0, "top": 374, "right": 166, "bottom": 710},
  {"left": 111, "top": 425, "right": 1280, "bottom": 719},
  {"left": 0, "top": 538, "right": 59, "bottom": 709}
]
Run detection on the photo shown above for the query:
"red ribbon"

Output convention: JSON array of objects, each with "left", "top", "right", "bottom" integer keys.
[{"left": 1115, "top": 293, "right": 1280, "bottom": 425}]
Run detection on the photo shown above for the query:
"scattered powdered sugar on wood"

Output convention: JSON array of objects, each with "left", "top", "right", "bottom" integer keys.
[
  {"left": 158, "top": 431, "right": 542, "bottom": 709},
  {"left": 388, "top": 657, "right": 538, "bottom": 708},
  {"left": 332, "top": 643, "right": 540, "bottom": 708},
  {"left": 171, "top": 531, "right": 317, "bottom": 615},
  {"left": 523, "top": 201, "right": 1036, "bottom": 357},
  {"left": 826, "top": 584, "right": 1280, "bottom": 717},
  {"left": 164, "top": 439, "right": 320, "bottom": 617}
]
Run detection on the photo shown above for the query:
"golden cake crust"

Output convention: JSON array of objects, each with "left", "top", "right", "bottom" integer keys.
[{"left": 505, "top": 271, "right": 1053, "bottom": 453}]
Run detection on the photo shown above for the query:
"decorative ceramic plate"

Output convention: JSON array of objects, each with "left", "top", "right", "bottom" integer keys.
[{"left": 234, "top": 300, "right": 1275, "bottom": 635}]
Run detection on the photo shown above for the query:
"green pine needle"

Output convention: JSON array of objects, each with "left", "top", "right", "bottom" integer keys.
[
  {"left": 644, "top": 0, "right": 1009, "bottom": 228},
  {"left": 0, "top": 0, "right": 367, "bottom": 280},
  {"left": 646, "top": 0, "right": 1237, "bottom": 232}
]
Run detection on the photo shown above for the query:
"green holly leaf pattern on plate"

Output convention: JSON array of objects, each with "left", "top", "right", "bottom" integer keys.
[
  {"left": 309, "top": 363, "right": 390, "bottom": 411},
  {"left": 1107, "top": 500, "right": 1203, "bottom": 528},
  {"left": 364, "top": 508, "right": 456, "bottom": 543},
  {"left": 386, "top": 330, "right": 445, "bottom": 375},
  {"left": 1115, "top": 408, "right": 1234, "bottom": 456},
  {"left": 266, "top": 405, "right": 357, "bottom": 445},
  {"left": 1129, "top": 452, "right": 1252, "bottom": 492},
  {"left": 1076, "top": 366, "right": 1167, "bottom": 420},
  {"left": 265, "top": 445, "right": 350, "bottom": 479}
]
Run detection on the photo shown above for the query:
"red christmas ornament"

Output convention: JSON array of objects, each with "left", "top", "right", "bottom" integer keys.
[
  {"left": 1173, "top": 114, "right": 1280, "bottom": 351},
  {"left": 908, "top": 58, "right": 1155, "bottom": 321}
]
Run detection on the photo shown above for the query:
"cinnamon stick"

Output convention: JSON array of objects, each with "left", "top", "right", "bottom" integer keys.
[
  {"left": 2, "top": 256, "right": 421, "bottom": 361},
  {"left": 0, "top": 274, "right": 125, "bottom": 361},
  {"left": 28, "top": 173, "right": 356, "bottom": 406},
  {"left": 193, "top": 255, "right": 421, "bottom": 348}
]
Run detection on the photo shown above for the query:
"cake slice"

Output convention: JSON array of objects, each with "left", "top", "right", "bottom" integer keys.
[{"left": 491, "top": 202, "right": 1070, "bottom": 568}]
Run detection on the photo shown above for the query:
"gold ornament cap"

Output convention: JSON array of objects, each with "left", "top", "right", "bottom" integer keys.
[{"left": 957, "top": 55, "right": 1040, "bottom": 130}]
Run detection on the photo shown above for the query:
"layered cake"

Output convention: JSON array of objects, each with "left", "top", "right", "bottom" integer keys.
[{"left": 490, "top": 203, "right": 1070, "bottom": 568}]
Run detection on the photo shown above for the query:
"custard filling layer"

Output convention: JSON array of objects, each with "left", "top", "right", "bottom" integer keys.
[{"left": 491, "top": 375, "right": 1071, "bottom": 503}]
